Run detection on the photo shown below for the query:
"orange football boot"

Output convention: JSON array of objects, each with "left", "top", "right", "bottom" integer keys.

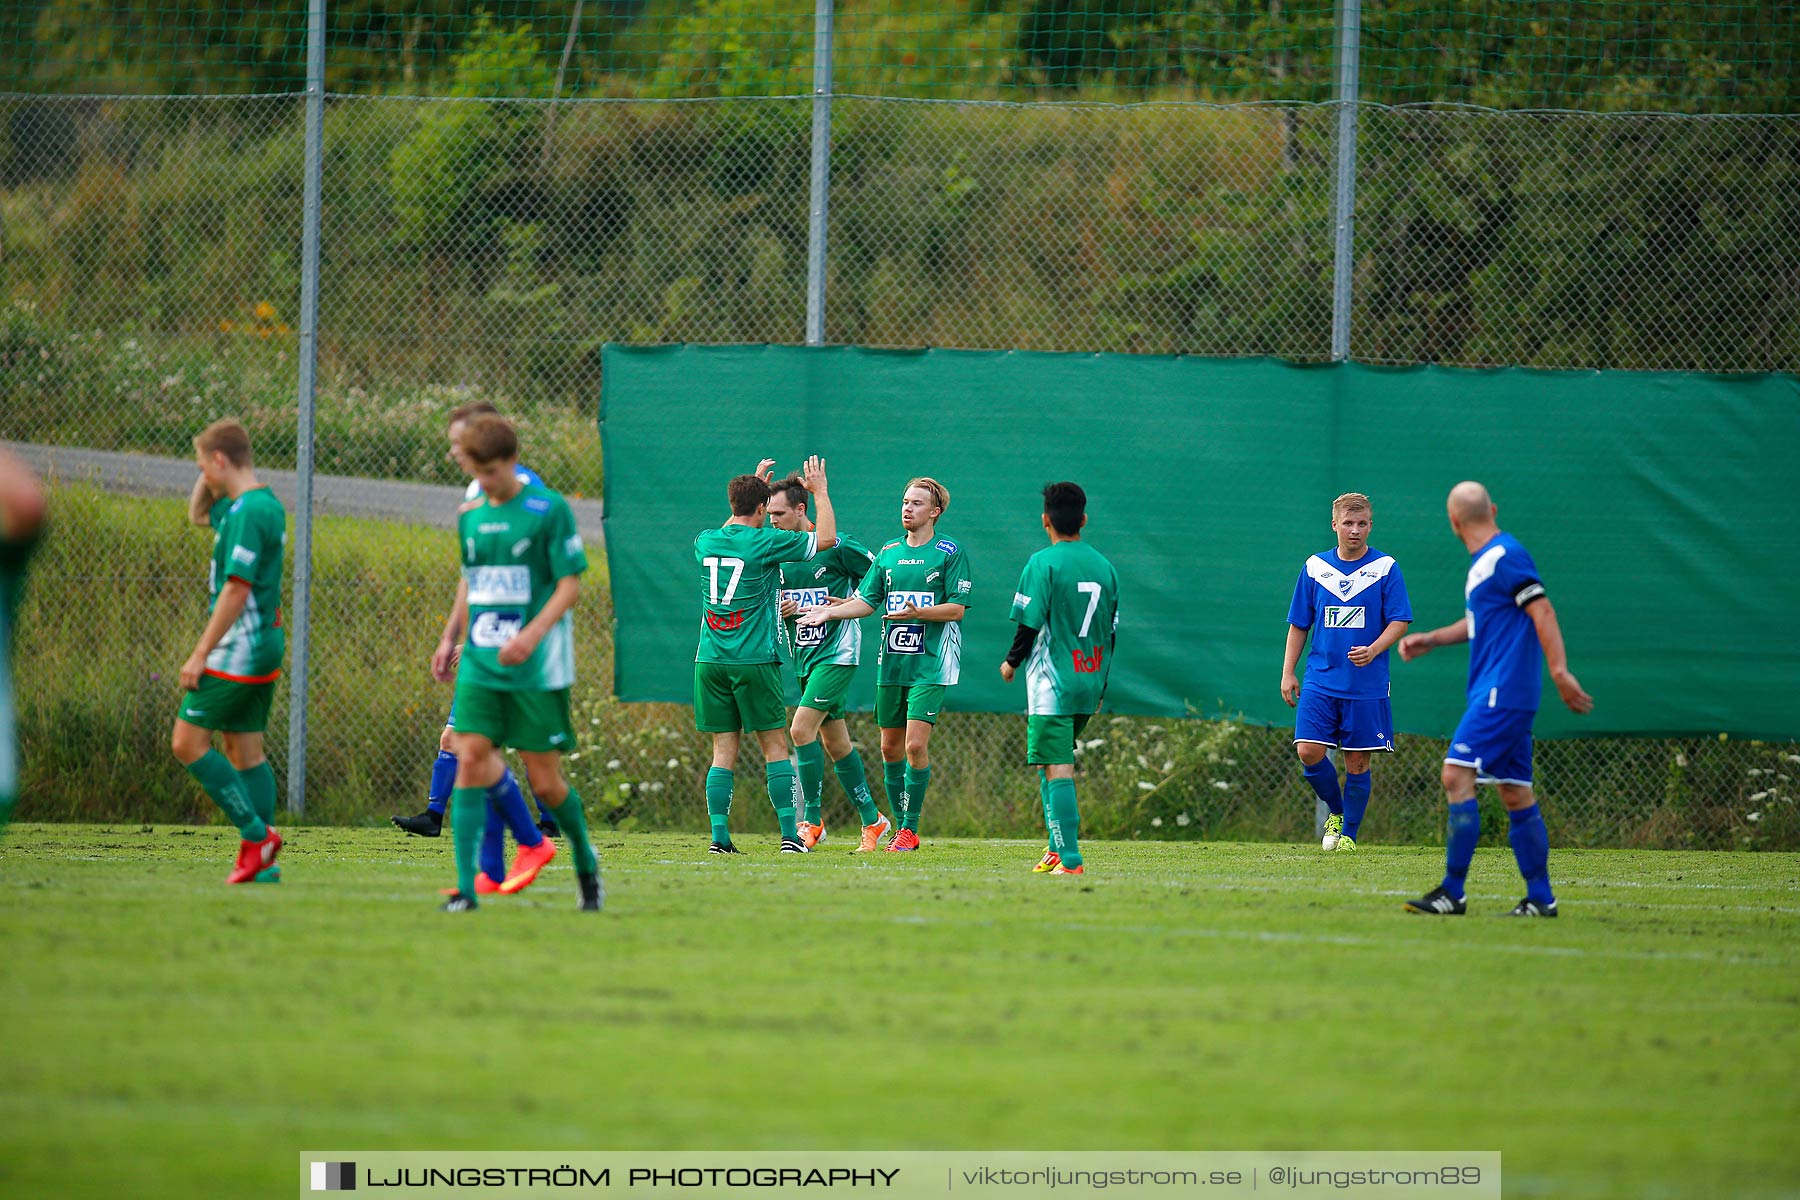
[
  {"left": 885, "top": 828, "right": 920, "bottom": 852},
  {"left": 854, "top": 814, "right": 892, "bottom": 853},
  {"left": 497, "top": 838, "right": 557, "bottom": 894},
  {"left": 225, "top": 827, "right": 282, "bottom": 884}
]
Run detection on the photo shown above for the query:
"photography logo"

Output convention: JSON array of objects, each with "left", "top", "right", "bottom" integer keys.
[{"left": 310, "top": 1161, "right": 356, "bottom": 1191}]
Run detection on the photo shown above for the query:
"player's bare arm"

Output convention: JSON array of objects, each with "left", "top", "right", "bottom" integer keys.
[
  {"left": 186, "top": 472, "right": 216, "bottom": 527},
  {"left": 498, "top": 575, "right": 580, "bottom": 667},
  {"left": 1348, "top": 618, "right": 1411, "bottom": 667},
  {"left": 889, "top": 601, "right": 964, "bottom": 623},
  {"left": 1398, "top": 617, "right": 1471, "bottom": 661},
  {"left": 180, "top": 578, "right": 251, "bottom": 690},
  {"left": 798, "top": 595, "right": 874, "bottom": 627},
  {"left": 431, "top": 579, "right": 470, "bottom": 682},
  {"left": 1280, "top": 624, "right": 1308, "bottom": 706},
  {"left": 0, "top": 446, "right": 47, "bottom": 540},
  {"left": 802, "top": 455, "right": 837, "bottom": 551},
  {"left": 1527, "top": 596, "right": 1594, "bottom": 714}
]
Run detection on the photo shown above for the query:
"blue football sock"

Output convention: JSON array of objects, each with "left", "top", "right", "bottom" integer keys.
[
  {"left": 1508, "top": 803, "right": 1555, "bottom": 906},
  {"left": 487, "top": 769, "right": 544, "bottom": 848},
  {"left": 479, "top": 799, "right": 507, "bottom": 883},
  {"left": 1302, "top": 757, "right": 1343, "bottom": 816},
  {"left": 426, "top": 750, "right": 458, "bottom": 816},
  {"left": 533, "top": 795, "right": 558, "bottom": 833},
  {"left": 1443, "top": 798, "right": 1481, "bottom": 900},
  {"left": 1342, "top": 770, "right": 1371, "bottom": 840}
]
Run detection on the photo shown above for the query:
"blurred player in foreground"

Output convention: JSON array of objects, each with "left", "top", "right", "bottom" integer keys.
[
  {"left": 1000, "top": 482, "right": 1118, "bottom": 876},
  {"left": 0, "top": 446, "right": 47, "bottom": 841},
  {"left": 1400, "top": 481, "right": 1593, "bottom": 917},
  {"left": 393, "top": 400, "right": 559, "bottom": 848},
  {"left": 171, "top": 420, "right": 287, "bottom": 884},
  {"left": 434, "top": 416, "right": 600, "bottom": 912}
]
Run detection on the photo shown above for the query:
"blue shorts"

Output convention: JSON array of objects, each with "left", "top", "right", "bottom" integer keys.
[
  {"left": 1294, "top": 688, "right": 1394, "bottom": 752},
  {"left": 1446, "top": 703, "right": 1536, "bottom": 785}
]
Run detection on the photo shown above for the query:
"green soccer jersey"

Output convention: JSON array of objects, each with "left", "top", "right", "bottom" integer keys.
[
  {"left": 780, "top": 534, "right": 876, "bottom": 673},
  {"left": 1009, "top": 540, "right": 1120, "bottom": 716},
  {"left": 856, "top": 533, "right": 975, "bottom": 687},
  {"left": 205, "top": 486, "right": 287, "bottom": 681},
  {"left": 457, "top": 483, "right": 588, "bottom": 691},
  {"left": 694, "top": 523, "right": 819, "bottom": 665},
  {"left": 1, "top": 525, "right": 40, "bottom": 809}
]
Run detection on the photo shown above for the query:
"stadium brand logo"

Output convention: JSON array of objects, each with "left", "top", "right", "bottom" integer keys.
[
  {"left": 886, "top": 623, "right": 925, "bottom": 654},
  {"left": 706, "top": 609, "right": 745, "bottom": 632},
  {"left": 1072, "top": 645, "right": 1104, "bottom": 674},
  {"left": 1323, "top": 606, "right": 1365, "bottom": 629},
  {"left": 478, "top": 522, "right": 510, "bottom": 534},
  {"left": 310, "top": 1161, "right": 355, "bottom": 1191},
  {"left": 897, "top": 559, "right": 925, "bottom": 566}
]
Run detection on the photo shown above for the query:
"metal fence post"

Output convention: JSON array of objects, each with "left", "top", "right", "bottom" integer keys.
[
  {"left": 803, "top": 0, "right": 835, "bottom": 346},
  {"left": 1320, "top": 0, "right": 1361, "bottom": 842},
  {"left": 1329, "top": 0, "right": 1360, "bottom": 363},
  {"left": 286, "top": 0, "right": 326, "bottom": 815}
]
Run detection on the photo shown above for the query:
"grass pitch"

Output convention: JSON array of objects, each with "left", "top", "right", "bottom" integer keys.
[{"left": 1, "top": 825, "right": 1796, "bottom": 1199}]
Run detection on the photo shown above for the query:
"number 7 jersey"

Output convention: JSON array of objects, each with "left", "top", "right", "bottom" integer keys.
[{"left": 1009, "top": 540, "right": 1119, "bottom": 715}]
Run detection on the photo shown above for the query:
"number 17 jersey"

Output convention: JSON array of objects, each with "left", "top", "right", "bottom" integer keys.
[{"left": 694, "top": 523, "right": 818, "bottom": 665}]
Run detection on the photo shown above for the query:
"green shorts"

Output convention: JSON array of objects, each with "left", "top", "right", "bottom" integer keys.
[
  {"left": 450, "top": 679, "right": 574, "bottom": 753},
  {"left": 178, "top": 673, "right": 277, "bottom": 734},
  {"left": 875, "top": 683, "right": 947, "bottom": 729},
  {"left": 695, "top": 661, "right": 786, "bottom": 733},
  {"left": 795, "top": 663, "right": 857, "bottom": 721},
  {"left": 1027, "top": 713, "right": 1093, "bottom": 766}
]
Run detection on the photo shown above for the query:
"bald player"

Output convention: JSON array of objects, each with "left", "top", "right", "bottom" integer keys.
[{"left": 1398, "top": 482, "right": 1592, "bottom": 917}]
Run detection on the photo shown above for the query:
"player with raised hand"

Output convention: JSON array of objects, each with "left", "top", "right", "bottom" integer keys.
[
  {"left": 799, "top": 477, "right": 970, "bottom": 852},
  {"left": 0, "top": 446, "right": 47, "bottom": 841},
  {"left": 170, "top": 420, "right": 288, "bottom": 884},
  {"left": 764, "top": 467, "right": 889, "bottom": 852},
  {"left": 1000, "top": 482, "right": 1118, "bottom": 876},
  {"left": 1400, "top": 481, "right": 1593, "bottom": 917},
  {"left": 1280, "top": 492, "right": 1412, "bottom": 852},
  {"left": 695, "top": 457, "right": 836, "bottom": 855},
  {"left": 433, "top": 415, "right": 601, "bottom": 912}
]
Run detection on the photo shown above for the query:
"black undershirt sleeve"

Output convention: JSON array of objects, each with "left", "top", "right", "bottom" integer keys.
[{"left": 1005, "top": 622, "right": 1039, "bottom": 669}]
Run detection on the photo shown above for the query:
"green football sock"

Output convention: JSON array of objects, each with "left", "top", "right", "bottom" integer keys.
[
  {"left": 450, "top": 785, "right": 486, "bottom": 902},
  {"left": 765, "top": 760, "right": 800, "bottom": 841},
  {"left": 884, "top": 759, "right": 906, "bottom": 826},
  {"left": 795, "top": 740, "right": 826, "bottom": 826},
  {"left": 239, "top": 760, "right": 277, "bottom": 826},
  {"left": 834, "top": 749, "right": 880, "bottom": 826},
  {"left": 551, "top": 787, "right": 599, "bottom": 876},
  {"left": 1048, "top": 777, "right": 1082, "bottom": 867},
  {"left": 705, "top": 766, "right": 733, "bottom": 845},
  {"left": 902, "top": 764, "right": 930, "bottom": 833},
  {"left": 186, "top": 750, "right": 264, "bottom": 840},
  {"left": 1039, "top": 769, "right": 1052, "bottom": 850}
]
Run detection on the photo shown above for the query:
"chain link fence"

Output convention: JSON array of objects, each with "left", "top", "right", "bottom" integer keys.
[{"left": 4, "top": 2, "right": 1798, "bottom": 848}]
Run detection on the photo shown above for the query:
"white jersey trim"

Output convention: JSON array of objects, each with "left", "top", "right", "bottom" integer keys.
[{"left": 1306, "top": 554, "right": 1396, "bottom": 604}]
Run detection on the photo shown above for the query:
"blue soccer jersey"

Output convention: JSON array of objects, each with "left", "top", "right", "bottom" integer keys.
[
  {"left": 1464, "top": 532, "right": 1547, "bottom": 711},
  {"left": 1287, "top": 548, "right": 1412, "bottom": 699}
]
